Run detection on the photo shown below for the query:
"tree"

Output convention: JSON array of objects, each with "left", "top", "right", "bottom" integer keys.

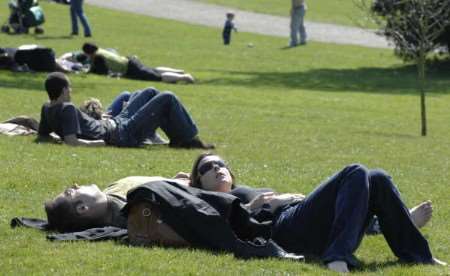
[{"left": 359, "top": 0, "right": 450, "bottom": 136}]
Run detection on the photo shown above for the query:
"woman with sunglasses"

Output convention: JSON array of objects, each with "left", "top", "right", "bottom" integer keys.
[{"left": 187, "top": 153, "right": 446, "bottom": 273}]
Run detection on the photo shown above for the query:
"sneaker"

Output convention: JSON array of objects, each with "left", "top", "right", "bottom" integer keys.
[{"left": 142, "top": 133, "right": 169, "bottom": 145}]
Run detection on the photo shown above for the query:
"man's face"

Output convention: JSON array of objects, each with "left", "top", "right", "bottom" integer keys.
[
  {"left": 197, "top": 155, "right": 233, "bottom": 193},
  {"left": 52, "top": 184, "right": 107, "bottom": 218}
]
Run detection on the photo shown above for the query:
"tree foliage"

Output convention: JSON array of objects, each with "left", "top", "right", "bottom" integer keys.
[
  {"left": 358, "top": 0, "right": 450, "bottom": 136},
  {"left": 370, "top": 0, "right": 450, "bottom": 60}
]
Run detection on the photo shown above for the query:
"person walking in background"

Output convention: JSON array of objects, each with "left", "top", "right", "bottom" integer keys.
[
  {"left": 222, "top": 12, "right": 237, "bottom": 45},
  {"left": 70, "top": 0, "right": 92, "bottom": 37},
  {"left": 289, "top": 0, "right": 307, "bottom": 47}
]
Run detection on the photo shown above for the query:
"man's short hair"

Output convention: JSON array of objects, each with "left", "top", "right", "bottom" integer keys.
[
  {"left": 45, "top": 198, "right": 82, "bottom": 232},
  {"left": 44, "top": 72, "right": 69, "bottom": 100},
  {"left": 44, "top": 198, "right": 102, "bottom": 233},
  {"left": 82, "top": 42, "right": 99, "bottom": 55}
]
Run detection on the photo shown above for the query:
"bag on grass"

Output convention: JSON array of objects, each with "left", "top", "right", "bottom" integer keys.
[{"left": 127, "top": 201, "right": 190, "bottom": 247}]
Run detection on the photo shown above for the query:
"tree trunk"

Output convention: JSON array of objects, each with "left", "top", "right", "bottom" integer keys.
[{"left": 417, "top": 51, "right": 427, "bottom": 136}]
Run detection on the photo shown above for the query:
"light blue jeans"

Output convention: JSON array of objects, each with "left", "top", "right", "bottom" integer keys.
[
  {"left": 289, "top": 5, "right": 306, "bottom": 46},
  {"left": 70, "top": 0, "right": 92, "bottom": 36}
]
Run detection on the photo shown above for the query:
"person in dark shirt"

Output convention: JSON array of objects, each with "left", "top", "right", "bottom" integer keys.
[
  {"left": 188, "top": 153, "right": 446, "bottom": 272},
  {"left": 38, "top": 72, "right": 214, "bottom": 148},
  {"left": 222, "top": 12, "right": 237, "bottom": 45}
]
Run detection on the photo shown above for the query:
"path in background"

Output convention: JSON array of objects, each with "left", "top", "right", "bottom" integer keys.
[{"left": 86, "top": 0, "right": 390, "bottom": 49}]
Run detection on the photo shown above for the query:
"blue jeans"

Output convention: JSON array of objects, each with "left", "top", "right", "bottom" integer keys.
[
  {"left": 70, "top": 0, "right": 92, "bottom": 36},
  {"left": 273, "top": 164, "right": 433, "bottom": 266},
  {"left": 113, "top": 88, "right": 198, "bottom": 147},
  {"left": 289, "top": 5, "right": 306, "bottom": 46},
  {"left": 107, "top": 91, "right": 134, "bottom": 117}
]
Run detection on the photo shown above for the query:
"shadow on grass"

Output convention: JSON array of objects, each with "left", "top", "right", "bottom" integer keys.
[
  {"left": 34, "top": 35, "right": 73, "bottom": 40},
  {"left": 201, "top": 62, "right": 450, "bottom": 95},
  {"left": 0, "top": 71, "right": 45, "bottom": 91},
  {"left": 353, "top": 260, "right": 400, "bottom": 272},
  {"left": 0, "top": 71, "right": 97, "bottom": 92}
]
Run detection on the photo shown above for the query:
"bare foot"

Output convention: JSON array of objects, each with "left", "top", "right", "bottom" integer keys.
[
  {"left": 327, "top": 261, "right": 349, "bottom": 273},
  {"left": 410, "top": 200, "right": 432, "bottom": 228},
  {"left": 432, "top": 257, "right": 447, "bottom": 266}
]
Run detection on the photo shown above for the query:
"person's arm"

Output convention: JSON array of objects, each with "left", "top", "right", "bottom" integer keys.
[
  {"left": 245, "top": 192, "right": 305, "bottom": 213},
  {"left": 63, "top": 134, "right": 106, "bottom": 147},
  {"left": 60, "top": 104, "right": 105, "bottom": 147}
]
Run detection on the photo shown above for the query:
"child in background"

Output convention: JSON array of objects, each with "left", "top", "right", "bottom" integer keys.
[{"left": 222, "top": 12, "right": 237, "bottom": 45}]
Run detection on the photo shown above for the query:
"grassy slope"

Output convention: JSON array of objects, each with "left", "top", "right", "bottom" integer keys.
[
  {"left": 194, "top": 0, "right": 372, "bottom": 27},
  {"left": 0, "top": 1, "right": 449, "bottom": 275}
]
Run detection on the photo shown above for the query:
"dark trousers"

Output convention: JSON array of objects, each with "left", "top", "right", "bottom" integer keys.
[
  {"left": 223, "top": 30, "right": 231, "bottom": 45},
  {"left": 272, "top": 164, "right": 433, "bottom": 266},
  {"left": 70, "top": 0, "right": 91, "bottom": 36},
  {"left": 126, "top": 58, "right": 162, "bottom": 81},
  {"left": 114, "top": 88, "right": 198, "bottom": 147}
]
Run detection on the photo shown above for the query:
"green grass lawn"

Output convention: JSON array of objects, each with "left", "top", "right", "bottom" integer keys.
[
  {"left": 0, "top": 1, "right": 449, "bottom": 275},
  {"left": 195, "top": 0, "right": 374, "bottom": 27}
]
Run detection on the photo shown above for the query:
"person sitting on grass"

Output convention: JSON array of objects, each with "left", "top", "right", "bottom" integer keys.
[
  {"left": 187, "top": 153, "right": 447, "bottom": 272},
  {"left": 81, "top": 42, "right": 195, "bottom": 84},
  {"left": 38, "top": 72, "right": 214, "bottom": 149}
]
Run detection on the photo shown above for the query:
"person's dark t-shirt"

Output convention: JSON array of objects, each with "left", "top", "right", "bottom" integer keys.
[
  {"left": 38, "top": 102, "right": 110, "bottom": 140},
  {"left": 230, "top": 185, "right": 274, "bottom": 203}
]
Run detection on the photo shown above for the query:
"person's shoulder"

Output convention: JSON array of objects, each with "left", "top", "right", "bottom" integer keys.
[{"left": 60, "top": 102, "right": 79, "bottom": 112}]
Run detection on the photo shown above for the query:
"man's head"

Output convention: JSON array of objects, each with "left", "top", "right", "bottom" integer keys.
[
  {"left": 226, "top": 12, "right": 235, "bottom": 20},
  {"left": 82, "top": 42, "right": 98, "bottom": 56},
  {"left": 45, "top": 184, "right": 108, "bottom": 232},
  {"left": 44, "top": 72, "right": 71, "bottom": 101}
]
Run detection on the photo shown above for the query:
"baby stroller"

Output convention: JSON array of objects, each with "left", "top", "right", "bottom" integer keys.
[{"left": 1, "top": 0, "right": 45, "bottom": 34}]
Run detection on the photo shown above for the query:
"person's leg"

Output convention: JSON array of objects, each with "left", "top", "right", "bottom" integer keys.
[
  {"left": 106, "top": 91, "right": 131, "bottom": 116},
  {"left": 273, "top": 164, "right": 370, "bottom": 267},
  {"left": 154, "top": 67, "right": 185, "bottom": 74},
  {"left": 70, "top": 0, "right": 79, "bottom": 35},
  {"left": 367, "top": 169, "right": 433, "bottom": 263},
  {"left": 366, "top": 200, "right": 433, "bottom": 235},
  {"left": 289, "top": 8, "right": 300, "bottom": 46},
  {"left": 161, "top": 72, "right": 195, "bottom": 84},
  {"left": 126, "top": 58, "right": 162, "bottom": 81},
  {"left": 116, "top": 88, "right": 159, "bottom": 120},
  {"left": 298, "top": 5, "right": 307, "bottom": 44},
  {"left": 124, "top": 91, "right": 198, "bottom": 144},
  {"left": 75, "top": 0, "right": 92, "bottom": 36}
]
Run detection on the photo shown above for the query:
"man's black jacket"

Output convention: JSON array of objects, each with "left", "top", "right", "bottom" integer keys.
[{"left": 123, "top": 181, "right": 303, "bottom": 260}]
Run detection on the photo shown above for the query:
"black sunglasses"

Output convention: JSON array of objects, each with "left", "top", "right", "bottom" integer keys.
[{"left": 198, "top": 160, "right": 226, "bottom": 176}]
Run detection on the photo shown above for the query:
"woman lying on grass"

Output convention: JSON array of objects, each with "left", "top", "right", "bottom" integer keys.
[{"left": 186, "top": 153, "right": 447, "bottom": 272}]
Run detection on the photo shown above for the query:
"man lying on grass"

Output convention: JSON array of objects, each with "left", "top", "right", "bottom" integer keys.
[{"left": 38, "top": 72, "right": 214, "bottom": 149}]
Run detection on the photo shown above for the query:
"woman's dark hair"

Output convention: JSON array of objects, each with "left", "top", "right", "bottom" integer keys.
[
  {"left": 190, "top": 153, "right": 236, "bottom": 189},
  {"left": 44, "top": 72, "right": 69, "bottom": 100},
  {"left": 82, "top": 42, "right": 99, "bottom": 55}
]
